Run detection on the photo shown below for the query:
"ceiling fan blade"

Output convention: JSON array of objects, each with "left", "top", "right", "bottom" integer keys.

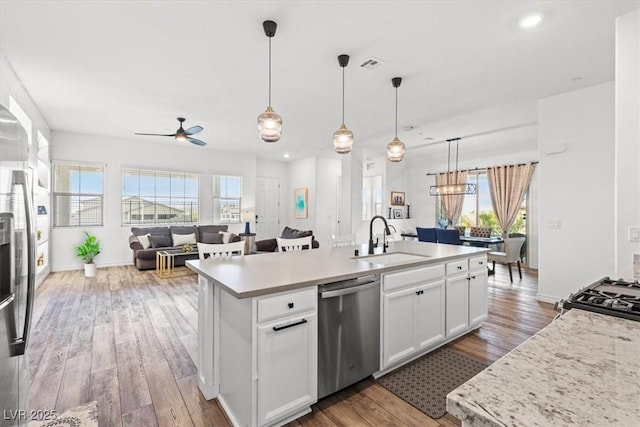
[
  {"left": 134, "top": 132, "right": 176, "bottom": 137},
  {"left": 187, "top": 136, "right": 207, "bottom": 146},
  {"left": 184, "top": 125, "right": 203, "bottom": 135}
]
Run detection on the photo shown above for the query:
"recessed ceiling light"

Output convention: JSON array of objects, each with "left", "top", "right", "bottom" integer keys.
[
  {"left": 402, "top": 125, "right": 415, "bottom": 132},
  {"left": 571, "top": 76, "right": 583, "bottom": 82},
  {"left": 424, "top": 137, "right": 434, "bottom": 141},
  {"left": 519, "top": 14, "right": 542, "bottom": 28},
  {"left": 283, "top": 153, "right": 290, "bottom": 158}
]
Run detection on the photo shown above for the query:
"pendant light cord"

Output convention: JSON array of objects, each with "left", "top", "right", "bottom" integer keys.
[
  {"left": 268, "top": 37, "right": 272, "bottom": 107},
  {"left": 342, "top": 66, "right": 345, "bottom": 125},
  {"left": 447, "top": 140, "right": 451, "bottom": 175},
  {"left": 394, "top": 86, "right": 398, "bottom": 137}
]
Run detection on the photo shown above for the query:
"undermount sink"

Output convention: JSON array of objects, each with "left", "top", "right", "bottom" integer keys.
[{"left": 355, "top": 252, "right": 430, "bottom": 266}]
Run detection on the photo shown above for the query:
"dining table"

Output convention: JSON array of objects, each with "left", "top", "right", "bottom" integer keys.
[{"left": 401, "top": 232, "right": 503, "bottom": 247}]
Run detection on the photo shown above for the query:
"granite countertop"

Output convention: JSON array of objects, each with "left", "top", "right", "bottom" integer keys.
[
  {"left": 186, "top": 240, "right": 488, "bottom": 298},
  {"left": 447, "top": 309, "right": 640, "bottom": 426}
]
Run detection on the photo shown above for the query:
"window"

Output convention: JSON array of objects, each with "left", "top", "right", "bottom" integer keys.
[
  {"left": 53, "top": 163, "right": 104, "bottom": 227},
  {"left": 213, "top": 175, "right": 242, "bottom": 224},
  {"left": 362, "top": 175, "right": 383, "bottom": 220},
  {"left": 436, "top": 170, "right": 527, "bottom": 236},
  {"left": 122, "top": 168, "right": 199, "bottom": 225}
]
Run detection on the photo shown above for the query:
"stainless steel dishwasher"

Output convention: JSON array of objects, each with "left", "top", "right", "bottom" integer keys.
[{"left": 317, "top": 275, "right": 380, "bottom": 399}]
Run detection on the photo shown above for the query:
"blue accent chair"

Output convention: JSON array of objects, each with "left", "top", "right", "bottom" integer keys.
[
  {"left": 436, "top": 229, "right": 462, "bottom": 245},
  {"left": 416, "top": 227, "right": 437, "bottom": 243}
]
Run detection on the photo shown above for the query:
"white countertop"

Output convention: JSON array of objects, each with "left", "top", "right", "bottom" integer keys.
[
  {"left": 186, "top": 240, "right": 488, "bottom": 298},
  {"left": 446, "top": 309, "right": 640, "bottom": 426}
]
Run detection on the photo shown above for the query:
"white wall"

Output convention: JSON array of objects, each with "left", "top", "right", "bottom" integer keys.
[
  {"left": 287, "top": 157, "right": 317, "bottom": 236},
  {"left": 538, "top": 82, "right": 615, "bottom": 302},
  {"left": 50, "top": 131, "right": 256, "bottom": 271},
  {"left": 1, "top": 54, "right": 52, "bottom": 285},
  {"left": 315, "top": 157, "right": 340, "bottom": 246},
  {"left": 615, "top": 9, "right": 640, "bottom": 276}
]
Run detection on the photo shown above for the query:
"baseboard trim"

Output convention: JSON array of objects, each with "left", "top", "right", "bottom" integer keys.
[
  {"left": 51, "top": 260, "right": 133, "bottom": 273},
  {"left": 217, "top": 394, "right": 241, "bottom": 427},
  {"left": 537, "top": 293, "right": 560, "bottom": 304}
]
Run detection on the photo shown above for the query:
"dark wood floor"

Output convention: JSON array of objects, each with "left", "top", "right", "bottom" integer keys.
[{"left": 30, "top": 264, "right": 554, "bottom": 427}]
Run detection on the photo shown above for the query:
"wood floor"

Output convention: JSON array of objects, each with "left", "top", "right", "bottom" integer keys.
[{"left": 30, "top": 264, "right": 555, "bottom": 427}]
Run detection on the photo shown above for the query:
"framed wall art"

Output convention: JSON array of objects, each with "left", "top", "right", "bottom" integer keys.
[
  {"left": 393, "top": 209, "right": 403, "bottom": 219},
  {"left": 294, "top": 187, "right": 308, "bottom": 219},
  {"left": 390, "top": 191, "right": 405, "bottom": 206}
]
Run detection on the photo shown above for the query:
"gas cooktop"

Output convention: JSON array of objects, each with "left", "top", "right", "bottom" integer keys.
[{"left": 561, "top": 277, "right": 640, "bottom": 322}]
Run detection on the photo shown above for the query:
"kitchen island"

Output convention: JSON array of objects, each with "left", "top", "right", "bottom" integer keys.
[
  {"left": 187, "top": 240, "right": 489, "bottom": 426},
  {"left": 446, "top": 308, "right": 640, "bottom": 426}
]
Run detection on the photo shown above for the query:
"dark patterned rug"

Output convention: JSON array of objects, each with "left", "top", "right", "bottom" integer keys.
[{"left": 377, "top": 347, "right": 488, "bottom": 419}]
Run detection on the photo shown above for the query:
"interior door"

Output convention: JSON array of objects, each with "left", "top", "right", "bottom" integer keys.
[{"left": 256, "top": 177, "right": 280, "bottom": 240}]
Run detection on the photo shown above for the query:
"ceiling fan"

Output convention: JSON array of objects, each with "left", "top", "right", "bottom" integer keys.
[{"left": 135, "top": 117, "right": 206, "bottom": 146}]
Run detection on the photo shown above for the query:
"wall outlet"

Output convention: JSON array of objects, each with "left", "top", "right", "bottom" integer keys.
[
  {"left": 630, "top": 226, "right": 640, "bottom": 242},
  {"left": 549, "top": 220, "right": 561, "bottom": 229}
]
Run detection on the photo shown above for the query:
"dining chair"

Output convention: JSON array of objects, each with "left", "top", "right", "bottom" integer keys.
[
  {"left": 435, "top": 228, "right": 462, "bottom": 245},
  {"left": 455, "top": 225, "right": 467, "bottom": 236},
  {"left": 330, "top": 234, "right": 356, "bottom": 247},
  {"left": 197, "top": 241, "right": 245, "bottom": 259},
  {"left": 470, "top": 227, "right": 492, "bottom": 238},
  {"left": 277, "top": 236, "right": 313, "bottom": 252},
  {"left": 487, "top": 237, "right": 526, "bottom": 282},
  {"left": 416, "top": 227, "right": 437, "bottom": 243}
]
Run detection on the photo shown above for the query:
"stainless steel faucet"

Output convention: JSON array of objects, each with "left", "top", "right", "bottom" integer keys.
[{"left": 368, "top": 215, "right": 391, "bottom": 254}]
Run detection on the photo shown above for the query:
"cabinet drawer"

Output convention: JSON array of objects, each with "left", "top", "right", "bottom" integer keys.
[
  {"left": 446, "top": 259, "right": 468, "bottom": 276},
  {"left": 383, "top": 264, "right": 445, "bottom": 292},
  {"left": 469, "top": 255, "right": 487, "bottom": 271},
  {"left": 258, "top": 288, "right": 317, "bottom": 323}
]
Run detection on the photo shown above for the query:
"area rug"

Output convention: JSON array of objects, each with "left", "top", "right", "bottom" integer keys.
[
  {"left": 29, "top": 401, "right": 98, "bottom": 427},
  {"left": 377, "top": 347, "right": 488, "bottom": 419}
]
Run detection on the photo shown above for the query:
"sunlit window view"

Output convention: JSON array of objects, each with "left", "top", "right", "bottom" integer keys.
[
  {"left": 437, "top": 171, "right": 527, "bottom": 236},
  {"left": 213, "top": 175, "right": 242, "bottom": 224},
  {"left": 122, "top": 168, "right": 199, "bottom": 225}
]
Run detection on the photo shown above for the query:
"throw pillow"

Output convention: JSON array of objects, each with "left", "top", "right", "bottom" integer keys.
[
  {"left": 172, "top": 232, "right": 196, "bottom": 246},
  {"left": 149, "top": 235, "right": 172, "bottom": 248},
  {"left": 201, "top": 232, "right": 224, "bottom": 244},
  {"left": 219, "top": 231, "right": 237, "bottom": 244},
  {"left": 136, "top": 234, "right": 151, "bottom": 249},
  {"left": 281, "top": 226, "right": 313, "bottom": 239}
]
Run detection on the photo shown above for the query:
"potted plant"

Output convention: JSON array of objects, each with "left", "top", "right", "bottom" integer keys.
[{"left": 75, "top": 231, "right": 100, "bottom": 277}]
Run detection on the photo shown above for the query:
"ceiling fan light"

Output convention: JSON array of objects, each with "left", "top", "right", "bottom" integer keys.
[
  {"left": 387, "top": 136, "right": 405, "bottom": 162},
  {"left": 175, "top": 134, "right": 188, "bottom": 142},
  {"left": 333, "top": 124, "right": 354, "bottom": 154},
  {"left": 258, "top": 106, "right": 282, "bottom": 143}
]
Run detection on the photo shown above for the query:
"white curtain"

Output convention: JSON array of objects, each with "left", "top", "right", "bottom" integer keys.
[{"left": 487, "top": 163, "right": 536, "bottom": 237}]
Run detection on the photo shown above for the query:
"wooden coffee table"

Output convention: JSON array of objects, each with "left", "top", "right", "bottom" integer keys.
[{"left": 156, "top": 248, "right": 197, "bottom": 278}]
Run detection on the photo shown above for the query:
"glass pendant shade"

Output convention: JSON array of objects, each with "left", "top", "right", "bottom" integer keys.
[
  {"left": 333, "top": 124, "right": 354, "bottom": 154},
  {"left": 387, "top": 136, "right": 405, "bottom": 162},
  {"left": 257, "top": 106, "right": 282, "bottom": 143}
]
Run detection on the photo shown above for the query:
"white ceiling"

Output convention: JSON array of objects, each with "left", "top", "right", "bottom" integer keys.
[{"left": 1, "top": 1, "right": 638, "bottom": 162}]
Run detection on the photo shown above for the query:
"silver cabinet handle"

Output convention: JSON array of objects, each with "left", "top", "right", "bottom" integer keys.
[{"left": 10, "top": 170, "right": 35, "bottom": 356}]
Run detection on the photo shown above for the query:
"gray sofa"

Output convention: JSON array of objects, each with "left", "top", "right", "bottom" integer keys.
[
  {"left": 128, "top": 225, "right": 240, "bottom": 270},
  {"left": 254, "top": 226, "right": 319, "bottom": 252}
]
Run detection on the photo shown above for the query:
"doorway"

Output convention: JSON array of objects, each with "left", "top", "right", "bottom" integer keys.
[{"left": 256, "top": 177, "right": 280, "bottom": 240}]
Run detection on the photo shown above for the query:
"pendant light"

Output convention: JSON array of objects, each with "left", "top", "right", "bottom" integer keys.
[
  {"left": 429, "top": 138, "right": 477, "bottom": 195},
  {"left": 333, "top": 54, "right": 354, "bottom": 154},
  {"left": 257, "top": 20, "right": 282, "bottom": 143},
  {"left": 387, "top": 77, "right": 405, "bottom": 162}
]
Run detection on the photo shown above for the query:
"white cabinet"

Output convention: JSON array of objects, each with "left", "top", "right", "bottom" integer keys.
[
  {"left": 446, "top": 273, "right": 469, "bottom": 337},
  {"left": 416, "top": 280, "right": 446, "bottom": 349},
  {"left": 381, "top": 265, "right": 446, "bottom": 369},
  {"left": 469, "top": 260, "right": 489, "bottom": 326},
  {"left": 258, "top": 312, "right": 316, "bottom": 426},
  {"left": 214, "top": 286, "right": 317, "bottom": 427},
  {"left": 383, "top": 286, "right": 417, "bottom": 366}
]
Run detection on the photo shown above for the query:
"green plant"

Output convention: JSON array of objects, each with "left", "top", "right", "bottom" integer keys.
[{"left": 75, "top": 232, "right": 100, "bottom": 264}]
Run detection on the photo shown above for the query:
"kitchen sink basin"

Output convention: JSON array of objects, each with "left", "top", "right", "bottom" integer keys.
[{"left": 355, "top": 252, "right": 430, "bottom": 266}]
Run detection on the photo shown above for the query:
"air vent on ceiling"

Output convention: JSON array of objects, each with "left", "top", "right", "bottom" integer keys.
[{"left": 360, "top": 57, "right": 385, "bottom": 70}]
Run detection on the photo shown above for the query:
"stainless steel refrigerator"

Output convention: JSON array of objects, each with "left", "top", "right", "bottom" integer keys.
[{"left": 0, "top": 104, "right": 35, "bottom": 426}]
